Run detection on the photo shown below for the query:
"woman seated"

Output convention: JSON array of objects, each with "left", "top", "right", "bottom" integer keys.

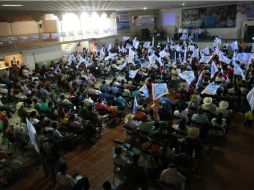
[{"left": 68, "top": 114, "right": 83, "bottom": 129}]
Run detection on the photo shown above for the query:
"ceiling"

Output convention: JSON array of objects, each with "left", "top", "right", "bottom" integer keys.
[{"left": 0, "top": 0, "right": 241, "bottom": 11}]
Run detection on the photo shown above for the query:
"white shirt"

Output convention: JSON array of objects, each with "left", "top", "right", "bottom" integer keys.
[{"left": 178, "top": 28, "right": 183, "bottom": 33}]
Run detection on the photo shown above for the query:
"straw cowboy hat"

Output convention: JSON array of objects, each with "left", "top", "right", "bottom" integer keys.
[
  {"left": 219, "top": 101, "right": 229, "bottom": 110},
  {"left": 16, "top": 102, "right": 24, "bottom": 110},
  {"left": 191, "top": 94, "right": 198, "bottom": 102},
  {"left": 203, "top": 97, "right": 213, "bottom": 105}
]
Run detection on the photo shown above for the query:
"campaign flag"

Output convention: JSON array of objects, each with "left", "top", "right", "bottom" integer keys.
[
  {"left": 230, "top": 41, "right": 238, "bottom": 51},
  {"left": 123, "top": 36, "right": 129, "bottom": 41},
  {"left": 100, "top": 48, "right": 105, "bottom": 57},
  {"left": 236, "top": 53, "right": 251, "bottom": 64},
  {"left": 199, "top": 55, "right": 213, "bottom": 63},
  {"left": 183, "top": 49, "right": 187, "bottom": 63},
  {"left": 129, "top": 69, "right": 139, "bottom": 79},
  {"left": 129, "top": 49, "right": 136, "bottom": 60},
  {"left": 179, "top": 70, "right": 195, "bottom": 85},
  {"left": 118, "top": 45, "right": 122, "bottom": 52},
  {"left": 203, "top": 47, "right": 210, "bottom": 55},
  {"left": 234, "top": 62, "right": 245, "bottom": 80},
  {"left": 192, "top": 48, "right": 199, "bottom": 58},
  {"left": 133, "top": 38, "right": 140, "bottom": 49},
  {"left": 210, "top": 61, "right": 218, "bottom": 79},
  {"left": 201, "top": 83, "right": 220, "bottom": 95},
  {"left": 152, "top": 83, "right": 169, "bottom": 100},
  {"left": 180, "top": 33, "right": 188, "bottom": 41},
  {"left": 143, "top": 41, "right": 150, "bottom": 49},
  {"left": 214, "top": 37, "right": 222, "bottom": 47},
  {"left": 247, "top": 87, "right": 254, "bottom": 111},
  {"left": 126, "top": 43, "right": 133, "bottom": 49},
  {"left": 174, "top": 51, "right": 177, "bottom": 64},
  {"left": 157, "top": 57, "right": 163, "bottom": 66},
  {"left": 133, "top": 96, "right": 138, "bottom": 114},
  {"left": 196, "top": 71, "right": 204, "bottom": 89},
  {"left": 219, "top": 53, "right": 231, "bottom": 64},
  {"left": 118, "top": 62, "right": 127, "bottom": 70},
  {"left": 108, "top": 43, "right": 112, "bottom": 51},
  {"left": 26, "top": 118, "right": 40, "bottom": 153},
  {"left": 139, "top": 84, "right": 149, "bottom": 98},
  {"left": 159, "top": 50, "right": 167, "bottom": 58},
  {"left": 152, "top": 37, "right": 155, "bottom": 47}
]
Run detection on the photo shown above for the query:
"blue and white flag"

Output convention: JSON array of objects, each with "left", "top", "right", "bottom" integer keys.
[
  {"left": 157, "top": 57, "right": 163, "bottom": 66},
  {"left": 139, "top": 84, "right": 149, "bottom": 98},
  {"left": 214, "top": 37, "right": 222, "bottom": 47},
  {"left": 201, "top": 83, "right": 220, "bottom": 95},
  {"left": 210, "top": 61, "right": 218, "bottom": 79},
  {"left": 123, "top": 36, "right": 130, "bottom": 41},
  {"left": 129, "top": 69, "right": 139, "bottom": 79},
  {"left": 133, "top": 96, "right": 138, "bottom": 114},
  {"left": 152, "top": 83, "right": 169, "bottom": 100},
  {"left": 219, "top": 53, "right": 231, "bottom": 64},
  {"left": 133, "top": 38, "right": 140, "bottom": 49},
  {"left": 121, "top": 46, "right": 127, "bottom": 53},
  {"left": 152, "top": 37, "right": 155, "bottom": 47},
  {"left": 118, "top": 62, "right": 127, "bottom": 70},
  {"left": 100, "top": 48, "right": 105, "bottom": 57},
  {"left": 196, "top": 71, "right": 204, "bottom": 89},
  {"left": 234, "top": 62, "right": 245, "bottom": 80},
  {"left": 180, "top": 34, "right": 188, "bottom": 41},
  {"left": 68, "top": 55, "right": 73, "bottom": 65},
  {"left": 247, "top": 86, "right": 254, "bottom": 111},
  {"left": 159, "top": 50, "right": 167, "bottom": 58},
  {"left": 173, "top": 51, "right": 177, "bottom": 64},
  {"left": 183, "top": 49, "right": 187, "bottom": 63},
  {"left": 199, "top": 55, "right": 213, "bottom": 63},
  {"left": 236, "top": 53, "right": 251, "bottom": 64},
  {"left": 54, "top": 64, "right": 61, "bottom": 74},
  {"left": 26, "top": 118, "right": 40, "bottom": 153},
  {"left": 143, "top": 41, "right": 150, "bottom": 49},
  {"left": 126, "top": 43, "right": 133, "bottom": 49},
  {"left": 230, "top": 41, "right": 238, "bottom": 51},
  {"left": 118, "top": 45, "right": 122, "bottom": 52},
  {"left": 203, "top": 47, "right": 210, "bottom": 55},
  {"left": 179, "top": 70, "right": 195, "bottom": 85},
  {"left": 108, "top": 43, "right": 112, "bottom": 51},
  {"left": 192, "top": 48, "right": 199, "bottom": 58},
  {"left": 129, "top": 49, "right": 136, "bottom": 60}
]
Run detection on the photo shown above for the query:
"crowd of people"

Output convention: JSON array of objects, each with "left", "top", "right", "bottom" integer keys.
[{"left": 0, "top": 34, "right": 253, "bottom": 190}]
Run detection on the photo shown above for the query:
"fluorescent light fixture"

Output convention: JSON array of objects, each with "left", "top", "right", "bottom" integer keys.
[
  {"left": 182, "top": 3, "right": 185, "bottom": 6},
  {"left": 2, "top": 4, "right": 24, "bottom": 7},
  {"left": 143, "top": 7, "right": 147, "bottom": 10}
]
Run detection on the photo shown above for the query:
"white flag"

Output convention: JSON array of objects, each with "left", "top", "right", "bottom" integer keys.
[
  {"left": 210, "top": 61, "right": 218, "bottom": 79},
  {"left": 236, "top": 53, "right": 251, "bottom": 64},
  {"left": 139, "top": 84, "right": 149, "bottom": 97},
  {"left": 108, "top": 43, "right": 112, "bottom": 51},
  {"left": 159, "top": 50, "right": 167, "bottom": 58},
  {"left": 214, "top": 37, "right": 222, "bottom": 47},
  {"left": 133, "top": 38, "right": 140, "bottom": 49},
  {"left": 118, "top": 62, "right": 127, "bottom": 70},
  {"left": 230, "top": 41, "right": 238, "bottom": 51},
  {"left": 199, "top": 55, "right": 213, "bottom": 63},
  {"left": 247, "top": 87, "right": 254, "bottom": 111},
  {"left": 129, "top": 69, "right": 139, "bottom": 79},
  {"left": 234, "top": 62, "right": 245, "bottom": 80},
  {"left": 133, "top": 96, "right": 138, "bottom": 113},
  {"left": 123, "top": 36, "right": 129, "bottom": 41},
  {"left": 179, "top": 70, "right": 195, "bottom": 85},
  {"left": 129, "top": 49, "right": 136, "bottom": 60},
  {"left": 143, "top": 41, "right": 151, "bottom": 49},
  {"left": 219, "top": 53, "right": 231, "bottom": 64},
  {"left": 26, "top": 118, "right": 40, "bottom": 153}
]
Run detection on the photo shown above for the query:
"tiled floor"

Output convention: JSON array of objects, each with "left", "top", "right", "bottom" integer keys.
[{"left": 7, "top": 114, "right": 254, "bottom": 190}]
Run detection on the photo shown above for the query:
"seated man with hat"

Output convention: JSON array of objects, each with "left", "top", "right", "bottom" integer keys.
[
  {"left": 216, "top": 100, "right": 231, "bottom": 119},
  {"left": 201, "top": 97, "right": 217, "bottom": 115}
]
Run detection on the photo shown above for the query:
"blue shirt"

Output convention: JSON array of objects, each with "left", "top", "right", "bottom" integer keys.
[{"left": 160, "top": 97, "right": 173, "bottom": 109}]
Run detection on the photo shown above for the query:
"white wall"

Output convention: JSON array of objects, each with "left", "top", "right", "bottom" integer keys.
[{"left": 160, "top": 5, "right": 239, "bottom": 40}]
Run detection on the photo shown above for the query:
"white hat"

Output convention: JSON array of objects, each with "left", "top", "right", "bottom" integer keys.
[
  {"left": 203, "top": 97, "right": 213, "bottom": 105},
  {"left": 16, "top": 102, "right": 24, "bottom": 110},
  {"left": 219, "top": 101, "right": 229, "bottom": 110}
]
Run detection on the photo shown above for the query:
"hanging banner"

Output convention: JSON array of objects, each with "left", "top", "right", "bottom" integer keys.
[
  {"left": 116, "top": 11, "right": 130, "bottom": 30},
  {"left": 132, "top": 15, "right": 154, "bottom": 28}
]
